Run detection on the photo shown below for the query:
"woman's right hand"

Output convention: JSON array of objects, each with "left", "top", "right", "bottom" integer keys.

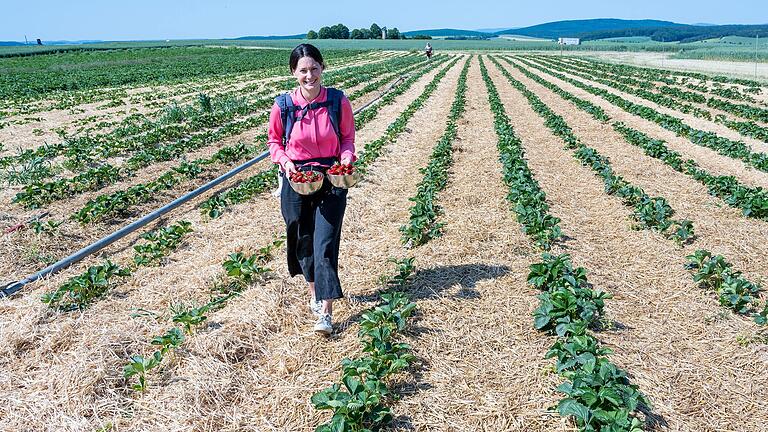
[{"left": 283, "top": 160, "right": 297, "bottom": 175}]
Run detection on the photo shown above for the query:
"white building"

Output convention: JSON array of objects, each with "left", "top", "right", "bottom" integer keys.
[{"left": 558, "top": 37, "right": 581, "bottom": 46}]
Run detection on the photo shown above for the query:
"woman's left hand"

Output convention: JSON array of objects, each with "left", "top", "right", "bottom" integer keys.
[{"left": 340, "top": 158, "right": 352, "bottom": 166}]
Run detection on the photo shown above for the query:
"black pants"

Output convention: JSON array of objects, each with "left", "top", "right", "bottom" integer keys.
[{"left": 280, "top": 170, "right": 348, "bottom": 301}]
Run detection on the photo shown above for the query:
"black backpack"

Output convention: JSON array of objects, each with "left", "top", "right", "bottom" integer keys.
[{"left": 275, "top": 88, "right": 343, "bottom": 148}]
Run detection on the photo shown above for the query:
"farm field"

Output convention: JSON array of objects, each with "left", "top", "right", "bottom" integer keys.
[{"left": 1, "top": 46, "right": 767, "bottom": 432}]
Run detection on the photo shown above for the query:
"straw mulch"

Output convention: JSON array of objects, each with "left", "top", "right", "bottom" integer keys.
[{"left": 488, "top": 59, "right": 768, "bottom": 432}]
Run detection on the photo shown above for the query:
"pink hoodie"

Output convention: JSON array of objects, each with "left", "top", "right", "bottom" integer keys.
[{"left": 267, "top": 86, "right": 356, "bottom": 168}]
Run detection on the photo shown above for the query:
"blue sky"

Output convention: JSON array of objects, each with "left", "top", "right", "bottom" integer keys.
[{"left": 2, "top": 0, "right": 766, "bottom": 41}]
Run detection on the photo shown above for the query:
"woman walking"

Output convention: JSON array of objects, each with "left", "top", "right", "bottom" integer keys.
[{"left": 267, "top": 44, "right": 356, "bottom": 335}]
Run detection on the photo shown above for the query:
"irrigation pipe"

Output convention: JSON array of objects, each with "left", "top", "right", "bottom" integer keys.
[{"left": 1, "top": 73, "right": 409, "bottom": 297}]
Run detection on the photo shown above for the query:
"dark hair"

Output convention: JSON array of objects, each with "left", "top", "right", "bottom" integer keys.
[{"left": 289, "top": 44, "right": 325, "bottom": 72}]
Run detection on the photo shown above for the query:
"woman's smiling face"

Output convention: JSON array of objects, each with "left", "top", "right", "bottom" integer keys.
[{"left": 293, "top": 56, "right": 323, "bottom": 95}]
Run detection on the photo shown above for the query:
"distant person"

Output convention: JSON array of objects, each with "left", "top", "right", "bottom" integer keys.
[
  {"left": 267, "top": 43, "right": 356, "bottom": 335},
  {"left": 425, "top": 42, "right": 433, "bottom": 59}
]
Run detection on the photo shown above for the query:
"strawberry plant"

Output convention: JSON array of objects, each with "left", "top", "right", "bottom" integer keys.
[
  {"left": 133, "top": 220, "right": 193, "bottom": 266},
  {"left": 526, "top": 252, "right": 651, "bottom": 431},
  {"left": 123, "top": 327, "right": 184, "bottom": 391},
  {"left": 200, "top": 166, "right": 278, "bottom": 218},
  {"left": 41, "top": 260, "right": 131, "bottom": 311},
  {"left": 171, "top": 301, "right": 212, "bottom": 334},
  {"left": 557, "top": 356, "right": 649, "bottom": 432},
  {"left": 685, "top": 250, "right": 764, "bottom": 319},
  {"left": 29, "top": 219, "right": 63, "bottom": 235}
]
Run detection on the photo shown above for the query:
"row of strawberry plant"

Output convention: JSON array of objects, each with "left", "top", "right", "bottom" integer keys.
[
  {"left": 491, "top": 57, "right": 694, "bottom": 244},
  {"left": 534, "top": 56, "right": 714, "bottom": 120},
  {"left": 1, "top": 54, "right": 421, "bottom": 175},
  {"left": 197, "top": 56, "right": 456, "bottom": 220},
  {"left": 613, "top": 124, "right": 768, "bottom": 220},
  {"left": 125, "top": 237, "right": 282, "bottom": 391},
  {"left": 480, "top": 56, "right": 652, "bottom": 431},
  {"left": 13, "top": 111, "right": 269, "bottom": 209},
  {"left": 72, "top": 141, "right": 259, "bottom": 224},
  {"left": 478, "top": 57, "right": 563, "bottom": 250},
  {"left": 502, "top": 56, "right": 768, "bottom": 221},
  {"left": 557, "top": 56, "right": 764, "bottom": 100},
  {"left": 553, "top": 56, "right": 753, "bottom": 108},
  {"left": 685, "top": 250, "right": 767, "bottom": 325},
  {"left": 516, "top": 56, "right": 768, "bottom": 173},
  {"left": 541, "top": 56, "right": 768, "bottom": 143},
  {"left": 312, "top": 257, "right": 417, "bottom": 431},
  {"left": 41, "top": 220, "right": 194, "bottom": 311},
  {"left": 355, "top": 56, "right": 462, "bottom": 171},
  {"left": 9, "top": 57, "right": 430, "bottom": 206},
  {"left": 400, "top": 57, "right": 470, "bottom": 247}
]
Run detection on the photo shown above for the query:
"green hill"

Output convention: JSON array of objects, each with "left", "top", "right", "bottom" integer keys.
[{"left": 495, "top": 19, "right": 682, "bottom": 39}]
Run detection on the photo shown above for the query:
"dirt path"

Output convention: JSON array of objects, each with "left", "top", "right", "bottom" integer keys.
[
  {"left": 495, "top": 58, "right": 768, "bottom": 282},
  {"left": 488, "top": 56, "right": 768, "bottom": 432},
  {"left": 507, "top": 57, "right": 768, "bottom": 190},
  {"left": 0, "top": 56, "right": 463, "bottom": 432},
  {"left": 390, "top": 56, "right": 565, "bottom": 431}
]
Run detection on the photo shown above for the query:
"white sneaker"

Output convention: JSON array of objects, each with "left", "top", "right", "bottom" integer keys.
[
  {"left": 309, "top": 298, "right": 323, "bottom": 317},
  {"left": 314, "top": 313, "right": 333, "bottom": 335}
]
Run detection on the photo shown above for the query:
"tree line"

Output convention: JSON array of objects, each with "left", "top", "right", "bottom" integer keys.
[{"left": 307, "top": 23, "right": 408, "bottom": 40}]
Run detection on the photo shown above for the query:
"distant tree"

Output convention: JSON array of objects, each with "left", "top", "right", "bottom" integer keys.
[
  {"left": 306, "top": 30, "right": 318, "bottom": 39},
  {"left": 361, "top": 28, "right": 373, "bottom": 39},
  {"left": 370, "top": 23, "right": 382, "bottom": 39},
  {"left": 350, "top": 29, "right": 364, "bottom": 39},
  {"left": 331, "top": 23, "right": 350, "bottom": 39},
  {"left": 387, "top": 27, "right": 401, "bottom": 39},
  {"left": 318, "top": 26, "right": 332, "bottom": 39}
]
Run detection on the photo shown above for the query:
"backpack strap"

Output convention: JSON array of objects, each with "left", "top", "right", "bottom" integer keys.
[
  {"left": 275, "top": 93, "right": 298, "bottom": 147},
  {"left": 324, "top": 88, "right": 343, "bottom": 140}
]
